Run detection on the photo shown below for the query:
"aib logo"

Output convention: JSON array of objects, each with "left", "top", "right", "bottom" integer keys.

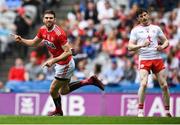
[
  {"left": 44, "top": 40, "right": 56, "bottom": 49},
  {"left": 15, "top": 94, "right": 40, "bottom": 115},
  {"left": 121, "top": 95, "right": 139, "bottom": 116}
]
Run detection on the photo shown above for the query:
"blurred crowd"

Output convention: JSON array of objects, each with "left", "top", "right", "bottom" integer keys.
[{"left": 0, "top": 0, "right": 180, "bottom": 92}]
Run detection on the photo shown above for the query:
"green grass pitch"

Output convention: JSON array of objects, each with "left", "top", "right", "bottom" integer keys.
[{"left": 0, "top": 116, "right": 179, "bottom": 124}]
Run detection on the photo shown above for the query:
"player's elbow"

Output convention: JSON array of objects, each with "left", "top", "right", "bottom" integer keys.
[
  {"left": 163, "top": 40, "right": 169, "bottom": 49},
  {"left": 166, "top": 41, "right": 169, "bottom": 47},
  {"left": 64, "top": 50, "right": 72, "bottom": 56}
]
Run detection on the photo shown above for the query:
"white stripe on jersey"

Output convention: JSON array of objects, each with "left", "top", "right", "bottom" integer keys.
[{"left": 54, "top": 25, "right": 61, "bottom": 36}]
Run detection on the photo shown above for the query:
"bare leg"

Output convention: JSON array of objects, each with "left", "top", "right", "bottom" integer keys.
[
  {"left": 48, "top": 79, "right": 69, "bottom": 116},
  {"left": 155, "top": 69, "right": 171, "bottom": 117},
  {"left": 138, "top": 69, "right": 149, "bottom": 117}
]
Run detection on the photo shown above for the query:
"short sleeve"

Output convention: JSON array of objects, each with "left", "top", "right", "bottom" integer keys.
[
  {"left": 58, "top": 30, "right": 67, "bottom": 45},
  {"left": 129, "top": 28, "right": 137, "bottom": 43},
  {"left": 36, "top": 28, "right": 43, "bottom": 39}
]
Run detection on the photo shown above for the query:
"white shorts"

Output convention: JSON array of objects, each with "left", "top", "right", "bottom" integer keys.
[{"left": 54, "top": 58, "right": 75, "bottom": 79}]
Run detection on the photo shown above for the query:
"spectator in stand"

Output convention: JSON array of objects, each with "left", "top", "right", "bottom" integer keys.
[
  {"left": 34, "top": 46, "right": 48, "bottom": 65},
  {"left": 14, "top": 6, "right": 34, "bottom": 57},
  {"left": 73, "top": 59, "right": 90, "bottom": 81},
  {"left": 14, "top": 7, "right": 33, "bottom": 37},
  {"left": 121, "top": 59, "right": 136, "bottom": 85},
  {"left": 97, "top": 0, "right": 115, "bottom": 33},
  {"left": 25, "top": 51, "right": 45, "bottom": 81},
  {"left": 89, "top": 63, "right": 103, "bottom": 82},
  {"left": 43, "top": 65, "right": 55, "bottom": 81},
  {"left": 94, "top": 24, "right": 107, "bottom": 42},
  {"left": 102, "top": 58, "right": 124, "bottom": 86},
  {"left": 85, "top": 19, "right": 96, "bottom": 39},
  {"left": 8, "top": 58, "right": 27, "bottom": 81},
  {"left": 166, "top": 49, "right": 180, "bottom": 85},
  {"left": 82, "top": 38, "right": 96, "bottom": 59},
  {"left": 102, "top": 30, "right": 117, "bottom": 56},
  {"left": 84, "top": 0, "right": 99, "bottom": 24}
]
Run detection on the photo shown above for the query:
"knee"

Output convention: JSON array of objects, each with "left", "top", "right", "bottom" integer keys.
[
  {"left": 161, "top": 85, "right": 168, "bottom": 91},
  {"left": 140, "top": 77, "right": 148, "bottom": 87},
  {"left": 59, "top": 85, "right": 69, "bottom": 95},
  {"left": 60, "top": 86, "right": 70, "bottom": 95},
  {"left": 60, "top": 90, "right": 69, "bottom": 95},
  {"left": 140, "top": 83, "right": 147, "bottom": 89},
  {"left": 49, "top": 87, "right": 58, "bottom": 96},
  {"left": 49, "top": 89, "right": 55, "bottom": 96}
]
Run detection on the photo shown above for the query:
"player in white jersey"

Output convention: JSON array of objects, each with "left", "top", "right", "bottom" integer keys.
[{"left": 128, "top": 8, "right": 172, "bottom": 117}]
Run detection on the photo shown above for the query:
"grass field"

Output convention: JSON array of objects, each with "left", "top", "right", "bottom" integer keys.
[{"left": 0, "top": 116, "right": 179, "bottom": 124}]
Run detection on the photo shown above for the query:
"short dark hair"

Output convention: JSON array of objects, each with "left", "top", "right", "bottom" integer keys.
[
  {"left": 136, "top": 8, "right": 148, "bottom": 17},
  {"left": 43, "top": 10, "right": 56, "bottom": 18}
]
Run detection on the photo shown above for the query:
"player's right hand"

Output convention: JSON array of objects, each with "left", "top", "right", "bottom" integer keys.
[
  {"left": 9, "top": 33, "right": 22, "bottom": 43},
  {"left": 141, "top": 40, "right": 150, "bottom": 47}
]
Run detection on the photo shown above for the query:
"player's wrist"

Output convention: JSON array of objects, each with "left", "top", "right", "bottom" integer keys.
[{"left": 139, "top": 44, "right": 144, "bottom": 48}]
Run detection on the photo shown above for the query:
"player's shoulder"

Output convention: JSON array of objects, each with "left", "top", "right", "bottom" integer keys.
[
  {"left": 150, "top": 24, "right": 161, "bottom": 29},
  {"left": 54, "top": 25, "right": 66, "bottom": 36},
  {"left": 131, "top": 25, "right": 142, "bottom": 32},
  {"left": 39, "top": 25, "right": 46, "bottom": 30}
]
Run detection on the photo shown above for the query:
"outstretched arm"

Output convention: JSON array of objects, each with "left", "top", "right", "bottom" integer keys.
[{"left": 10, "top": 34, "right": 42, "bottom": 47}]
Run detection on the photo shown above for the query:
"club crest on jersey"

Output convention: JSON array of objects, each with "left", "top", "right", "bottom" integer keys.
[
  {"left": 138, "top": 31, "right": 144, "bottom": 33},
  {"left": 44, "top": 40, "right": 56, "bottom": 49}
]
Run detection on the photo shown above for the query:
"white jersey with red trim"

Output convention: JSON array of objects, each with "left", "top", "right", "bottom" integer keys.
[{"left": 129, "top": 24, "right": 166, "bottom": 60}]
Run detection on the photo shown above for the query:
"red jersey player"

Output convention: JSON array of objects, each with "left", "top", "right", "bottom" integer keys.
[
  {"left": 128, "top": 8, "right": 171, "bottom": 117},
  {"left": 11, "top": 10, "right": 104, "bottom": 116}
]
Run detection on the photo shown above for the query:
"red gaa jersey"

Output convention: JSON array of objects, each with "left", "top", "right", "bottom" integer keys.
[{"left": 36, "top": 25, "right": 72, "bottom": 65}]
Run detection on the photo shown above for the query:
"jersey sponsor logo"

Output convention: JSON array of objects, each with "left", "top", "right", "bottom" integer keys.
[{"left": 44, "top": 40, "right": 56, "bottom": 49}]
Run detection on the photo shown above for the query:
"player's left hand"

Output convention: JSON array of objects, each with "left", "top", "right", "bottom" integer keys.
[
  {"left": 156, "top": 45, "right": 163, "bottom": 51},
  {"left": 71, "top": 48, "right": 77, "bottom": 56},
  {"left": 42, "top": 59, "right": 54, "bottom": 68}
]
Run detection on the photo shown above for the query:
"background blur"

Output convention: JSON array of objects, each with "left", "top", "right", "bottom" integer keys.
[{"left": 0, "top": 0, "right": 179, "bottom": 116}]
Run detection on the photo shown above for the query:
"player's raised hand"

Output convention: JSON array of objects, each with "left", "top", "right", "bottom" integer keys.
[{"left": 9, "top": 33, "right": 22, "bottom": 43}]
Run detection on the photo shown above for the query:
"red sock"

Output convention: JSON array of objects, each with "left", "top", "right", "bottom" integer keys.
[
  {"left": 165, "top": 105, "right": 169, "bottom": 110},
  {"left": 138, "top": 104, "right": 144, "bottom": 109},
  {"left": 53, "top": 95, "right": 62, "bottom": 109}
]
